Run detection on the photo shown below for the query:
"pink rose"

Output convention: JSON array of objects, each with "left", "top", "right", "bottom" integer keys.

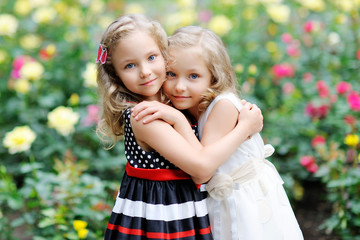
[
  {"left": 347, "top": 91, "right": 360, "bottom": 111},
  {"left": 272, "top": 63, "right": 295, "bottom": 81},
  {"left": 336, "top": 81, "right": 352, "bottom": 95},
  {"left": 282, "top": 82, "right": 295, "bottom": 95},
  {"left": 311, "top": 135, "right": 326, "bottom": 148},
  {"left": 302, "top": 72, "right": 313, "bottom": 83},
  {"left": 281, "top": 33, "right": 292, "bottom": 43},
  {"left": 300, "top": 155, "right": 315, "bottom": 167}
]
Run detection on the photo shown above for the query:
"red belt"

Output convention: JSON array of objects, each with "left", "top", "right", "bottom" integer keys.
[{"left": 125, "top": 162, "right": 191, "bottom": 181}]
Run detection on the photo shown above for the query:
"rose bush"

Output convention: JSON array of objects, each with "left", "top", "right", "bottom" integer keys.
[{"left": 1, "top": 0, "right": 359, "bottom": 239}]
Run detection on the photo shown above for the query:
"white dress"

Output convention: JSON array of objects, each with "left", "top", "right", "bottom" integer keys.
[{"left": 198, "top": 92, "right": 303, "bottom": 240}]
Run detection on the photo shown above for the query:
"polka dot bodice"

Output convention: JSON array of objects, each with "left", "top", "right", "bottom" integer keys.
[{"left": 123, "top": 108, "right": 199, "bottom": 169}]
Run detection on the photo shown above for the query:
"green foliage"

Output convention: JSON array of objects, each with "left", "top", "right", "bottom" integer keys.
[{"left": 1, "top": 0, "right": 359, "bottom": 239}]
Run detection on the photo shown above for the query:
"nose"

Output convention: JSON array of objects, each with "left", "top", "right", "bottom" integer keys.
[
  {"left": 174, "top": 78, "right": 186, "bottom": 92},
  {"left": 140, "top": 63, "right": 151, "bottom": 78}
]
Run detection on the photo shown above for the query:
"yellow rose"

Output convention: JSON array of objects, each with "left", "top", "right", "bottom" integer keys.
[
  {"left": 68, "top": 93, "right": 80, "bottom": 106},
  {"left": 344, "top": 134, "right": 359, "bottom": 147},
  {"left": 266, "top": 4, "right": 290, "bottom": 24},
  {"left": 14, "top": 79, "right": 31, "bottom": 94},
  {"left": 64, "top": 7, "right": 83, "bottom": 26},
  {"left": 208, "top": 15, "right": 233, "bottom": 36},
  {"left": 178, "top": 10, "right": 197, "bottom": 26},
  {"left": 300, "top": 0, "right": 325, "bottom": 12},
  {"left": 3, "top": 126, "right": 36, "bottom": 154},
  {"left": 14, "top": 0, "right": 32, "bottom": 16},
  {"left": 29, "top": 0, "right": 50, "bottom": 7},
  {"left": 73, "top": 220, "right": 88, "bottom": 231},
  {"left": 243, "top": 8, "right": 257, "bottom": 20},
  {"left": 0, "top": 14, "right": 18, "bottom": 37},
  {"left": 334, "top": 0, "right": 355, "bottom": 12},
  {"left": 32, "top": 7, "right": 57, "bottom": 24},
  {"left": 77, "top": 228, "right": 89, "bottom": 239},
  {"left": 124, "top": 3, "right": 145, "bottom": 14},
  {"left": 20, "top": 61, "right": 44, "bottom": 81},
  {"left": 48, "top": 106, "right": 79, "bottom": 136},
  {"left": 89, "top": 0, "right": 105, "bottom": 14},
  {"left": 234, "top": 64, "right": 244, "bottom": 74},
  {"left": 0, "top": 50, "right": 7, "bottom": 64},
  {"left": 20, "top": 34, "right": 42, "bottom": 50},
  {"left": 248, "top": 64, "right": 257, "bottom": 75},
  {"left": 82, "top": 63, "right": 97, "bottom": 88},
  {"left": 177, "top": 0, "right": 196, "bottom": 8},
  {"left": 266, "top": 41, "right": 278, "bottom": 53}
]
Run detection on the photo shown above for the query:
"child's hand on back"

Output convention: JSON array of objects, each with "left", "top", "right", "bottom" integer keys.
[
  {"left": 237, "top": 102, "right": 263, "bottom": 137},
  {"left": 131, "top": 101, "right": 183, "bottom": 125}
]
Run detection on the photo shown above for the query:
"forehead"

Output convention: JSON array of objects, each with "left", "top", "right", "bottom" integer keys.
[{"left": 168, "top": 46, "right": 206, "bottom": 67}]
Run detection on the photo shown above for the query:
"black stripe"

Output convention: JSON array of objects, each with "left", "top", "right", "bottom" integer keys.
[{"left": 117, "top": 173, "right": 207, "bottom": 204}]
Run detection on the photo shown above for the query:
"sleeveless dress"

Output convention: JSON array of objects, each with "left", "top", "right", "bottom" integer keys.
[
  {"left": 198, "top": 92, "right": 303, "bottom": 240},
  {"left": 105, "top": 109, "right": 213, "bottom": 240}
]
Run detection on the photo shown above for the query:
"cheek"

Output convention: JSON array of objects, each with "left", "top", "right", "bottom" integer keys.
[{"left": 162, "top": 81, "right": 173, "bottom": 94}]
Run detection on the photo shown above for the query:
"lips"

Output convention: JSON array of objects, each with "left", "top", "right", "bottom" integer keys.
[
  {"left": 173, "top": 95, "right": 190, "bottom": 100},
  {"left": 141, "top": 78, "right": 157, "bottom": 86}
]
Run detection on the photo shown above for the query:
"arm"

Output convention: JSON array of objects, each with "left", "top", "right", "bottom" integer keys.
[
  {"left": 131, "top": 101, "right": 263, "bottom": 181},
  {"left": 132, "top": 101, "right": 202, "bottom": 150}
]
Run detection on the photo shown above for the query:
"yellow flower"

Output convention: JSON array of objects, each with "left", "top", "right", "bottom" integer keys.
[
  {"left": 178, "top": 10, "right": 197, "bottom": 26},
  {"left": 266, "top": 4, "right": 290, "bottom": 24},
  {"left": 334, "top": 0, "right": 355, "bottom": 12},
  {"left": 64, "top": 7, "right": 83, "bottom": 26},
  {"left": 73, "top": 220, "right": 88, "bottom": 231},
  {"left": 267, "top": 23, "right": 278, "bottom": 36},
  {"left": 335, "top": 14, "right": 348, "bottom": 24},
  {"left": 358, "top": 153, "right": 360, "bottom": 163},
  {"left": 29, "top": 0, "right": 50, "bottom": 7},
  {"left": 0, "top": 14, "right": 18, "bottom": 37},
  {"left": 243, "top": 8, "right": 257, "bottom": 20},
  {"left": 3, "top": 126, "right": 36, "bottom": 154},
  {"left": 14, "top": 79, "right": 31, "bottom": 94},
  {"left": 0, "top": 50, "right": 7, "bottom": 64},
  {"left": 344, "top": 134, "right": 359, "bottom": 147},
  {"left": 208, "top": 15, "right": 233, "bottom": 36},
  {"left": 89, "top": 0, "right": 105, "bottom": 14},
  {"left": 48, "top": 106, "right": 79, "bottom": 136},
  {"left": 77, "top": 228, "right": 89, "bottom": 239},
  {"left": 20, "top": 61, "right": 44, "bottom": 81},
  {"left": 68, "top": 93, "right": 80, "bottom": 106},
  {"left": 219, "top": 0, "right": 237, "bottom": 5},
  {"left": 32, "top": 7, "right": 57, "bottom": 24},
  {"left": 299, "top": 0, "right": 325, "bottom": 12},
  {"left": 266, "top": 41, "right": 278, "bottom": 53},
  {"left": 124, "top": 3, "right": 145, "bottom": 14},
  {"left": 234, "top": 64, "right": 244, "bottom": 74},
  {"left": 248, "top": 64, "right": 257, "bottom": 75},
  {"left": 177, "top": 0, "right": 196, "bottom": 8},
  {"left": 20, "top": 34, "right": 42, "bottom": 50},
  {"left": 82, "top": 63, "right": 97, "bottom": 88},
  {"left": 14, "top": 0, "right": 32, "bottom": 16}
]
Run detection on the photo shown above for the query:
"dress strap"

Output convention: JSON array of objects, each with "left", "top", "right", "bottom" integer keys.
[{"left": 125, "top": 162, "right": 191, "bottom": 181}]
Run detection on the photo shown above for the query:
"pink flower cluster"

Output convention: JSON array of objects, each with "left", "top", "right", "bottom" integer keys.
[
  {"left": 82, "top": 105, "right": 100, "bottom": 126},
  {"left": 347, "top": 91, "right": 360, "bottom": 111},
  {"left": 303, "top": 20, "right": 324, "bottom": 33},
  {"left": 311, "top": 135, "right": 326, "bottom": 148},
  {"left": 305, "top": 102, "right": 330, "bottom": 119},
  {"left": 271, "top": 63, "right": 295, "bottom": 83},
  {"left": 300, "top": 155, "right": 318, "bottom": 173},
  {"left": 281, "top": 33, "right": 301, "bottom": 58},
  {"left": 316, "top": 80, "right": 329, "bottom": 98},
  {"left": 11, "top": 55, "right": 34, "bottom": 79}
]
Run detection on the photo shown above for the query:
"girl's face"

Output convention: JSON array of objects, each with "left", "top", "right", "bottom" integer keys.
[
  {"left": 112, "top": 30, "right": 166, "bottom": 101},
  {"left": 163, "top": 46, "right": 212, "bottom": 119}
]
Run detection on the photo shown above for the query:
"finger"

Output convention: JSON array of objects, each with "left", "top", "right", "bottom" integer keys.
[
  {"left": 141, "top": 114, "right": 159, "bottom": 124},
  {"left": 132, "top": 102, "right": 149, "bottom": 116},
  {"left": 135, "top": 107, "right": 158, "bottom": 121}
]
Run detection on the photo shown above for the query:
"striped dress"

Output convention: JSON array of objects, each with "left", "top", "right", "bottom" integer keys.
[{"left": 105, "top": 109, "right": 213, "bottom": 240}]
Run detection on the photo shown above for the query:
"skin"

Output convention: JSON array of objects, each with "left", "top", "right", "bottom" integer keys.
[{"left": 114, "top": 31, "right": 263, "bottom": 183}]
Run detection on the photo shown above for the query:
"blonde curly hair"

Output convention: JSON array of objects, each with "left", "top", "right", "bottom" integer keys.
[
  {"left": 96, "top": 14, "right": 168, "bottom": 148},
  {"left": 168, "top": 26, "right": 238, "bottom": 113}
]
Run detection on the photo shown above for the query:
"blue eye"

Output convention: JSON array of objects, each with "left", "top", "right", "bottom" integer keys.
[
  {"left": 167, "top": 72, "right": 176, "bottom": 77},
  {"left": 148, "top": 55, "right": 156, "bottom": 61},
  {"left": 125, "top": 63, "right": 135, "bottom": 69},
  {"left": 189, "top": 74, "right": 199, "bottom": 79}
]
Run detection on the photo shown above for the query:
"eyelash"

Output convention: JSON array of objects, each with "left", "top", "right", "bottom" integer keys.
[{"left": 124, "top": 55, "right": 157, "bottom": 69}]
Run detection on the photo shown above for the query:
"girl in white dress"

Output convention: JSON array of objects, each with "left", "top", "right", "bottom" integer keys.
[{"left": 133, "top": 25, "right": 304, "bottom": 240}]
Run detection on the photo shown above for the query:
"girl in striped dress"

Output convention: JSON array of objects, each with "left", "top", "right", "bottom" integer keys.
[{"left": 96, "top": 15, "right": 263, "bottom": 240}]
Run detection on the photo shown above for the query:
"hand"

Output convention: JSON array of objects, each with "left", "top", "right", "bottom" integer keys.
[
  {"left": 131, "top": 101, "right": 183, "bottom": 125},
  {"left": 237, "top": 102, "right": 263, "bottom": 137}
]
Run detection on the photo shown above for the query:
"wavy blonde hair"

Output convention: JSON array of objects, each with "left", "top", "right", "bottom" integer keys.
[
  {"left": 168, "top": 26, "right": 238, "bottom": 113},
  {"left": 96, "top": 14, "right": 168, "bottom": 148}
]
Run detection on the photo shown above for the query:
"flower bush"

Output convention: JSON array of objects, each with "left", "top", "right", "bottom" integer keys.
[{"left": 1, "top": 0, "right": 359, "bottom": 239}]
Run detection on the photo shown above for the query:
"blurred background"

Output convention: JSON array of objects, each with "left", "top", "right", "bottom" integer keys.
[{"left": 1, "top": 0, "right": 359, "bottom": 239}]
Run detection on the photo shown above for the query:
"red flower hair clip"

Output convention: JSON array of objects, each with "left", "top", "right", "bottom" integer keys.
[{"left": 96, "top": 44, "right": 108, "bottom": 64}]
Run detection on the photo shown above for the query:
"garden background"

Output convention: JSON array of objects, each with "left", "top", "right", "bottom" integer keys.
[{"left": 1, "top": 0, "right": 359, "bottom": 239}]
